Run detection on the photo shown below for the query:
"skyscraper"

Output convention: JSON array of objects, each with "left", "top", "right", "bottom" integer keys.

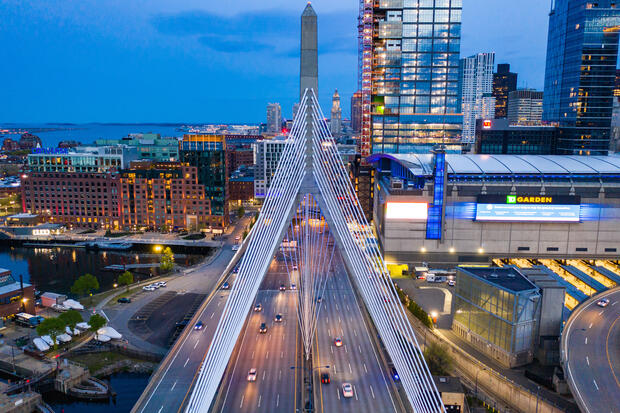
[
  {"left": 543, "top": 0, "right": 620, "bottom": 155},
  {"left": 351, "top": 91, "right": 362, "bottom": 133},
  {"left": 300, "top": 3, "right": 318, "bottom": 101},
  {"left": 461, "top": 53, "right": 495, "bottom": 143},
  {"left": 330, "top": 89, "right": 342, "bottom": 136},
  {"left": 492, "top": 63, "right": 518, "bottom": 118},
  {"left": 508, "top": 89, "right": 544, "bottom": 125},
  {"left": 266, "top": 103, "right": 282, "bottom": 133},
  {"left": 359, "top": 0, "right": 463, "bottom": 155}
]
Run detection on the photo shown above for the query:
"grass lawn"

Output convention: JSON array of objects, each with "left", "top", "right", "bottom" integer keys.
[
  {"left": 70, "top": 351, "right": 143, "bottom": 374},
  {"left": 183, "top": 233, "right": 205, "bottom": 240}
]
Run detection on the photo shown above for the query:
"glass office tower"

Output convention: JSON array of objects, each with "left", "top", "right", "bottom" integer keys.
[
  {"left": 365, "top": 0, "right": 463, "bottom": 155},
  {"left": 543, "top": 0, "right": 620, "bottom": 155}
]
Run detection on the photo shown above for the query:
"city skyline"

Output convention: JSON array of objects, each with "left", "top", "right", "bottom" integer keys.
[{"left": 1, "top": 0, "right": 549, "bottom": 123}]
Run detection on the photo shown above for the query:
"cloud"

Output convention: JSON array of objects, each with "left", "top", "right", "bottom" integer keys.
[{"left": 197, "top": 35, "right": 272, "bottom": 53}]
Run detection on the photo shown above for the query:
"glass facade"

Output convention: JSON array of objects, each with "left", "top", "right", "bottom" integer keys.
[
  {"left": 179, "top": 135, "right": 229, "bottom": 227},
  {"left": 543, "top": 0, "right": 620, "bottom": 155},
  {"left": 453, "top": 268, "right": 539, "bottom": 354},
  {"left": 370, "top": 0, "right": 463, "bottom": 154}
]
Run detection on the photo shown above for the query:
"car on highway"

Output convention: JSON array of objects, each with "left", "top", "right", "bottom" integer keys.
[
  {"left": 279, "top": 284, "right": 286, "bottom": 291},
  {"left": 292, "top": 265, "right": 298, "bottom": 271},
  {"left": 342, "top": 383, "right": 354, "bottom": 398},
  {"left": 194, "top": 321, "right": 204, "bottom": 330},
  {"left": 391, "top": 367, "right": 400, "bottom": 382},
  {"left": 117, "top": 297, "right": 131, "bottom": 304},
  {"left": 156, "top": 281, "right": 167, "bottom": 287},
  {"left": 317, "top": 296, "right": 322, "bottom": 303},
  {"left": 334, "top": 338, "right": 343, "bottom": 347},
  {"left": 291, "top": 283, "right": 296, "bottom": 290},
  {"left": 597, "top": 298, "right": 610, "bottom": 307},
  {"left": 221, "top": 282, "right": 230, "bottom": 290},
  {"left": 259, "top": 323, "right": 268, "bottom": 333},
  {"left": 247, "top": 368, "right": 257, "bottom": 382},
  {"left": 232, "top": 245, "right": 240, "bottom": 251},
  {"left": 321, "top": 373, "right": 330, "bottom": 384},
  {"left": 235, "top": 236, "right": 241, "bottom": 243},
  {"left": 254, "top": 303, "right": 263, "bottom": 312},
  {"left": 274, "top": 314, "right": 283, "bottom": 322},
  {"left": 142, "top": 286, "right": 155, "bottom": 292}
]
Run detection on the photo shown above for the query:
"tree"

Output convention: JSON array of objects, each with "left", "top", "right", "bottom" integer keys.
[
  {"left": 89, "top": 313, "right": 107, "bottom": 335},
  {"left": 36, "top": 317, "right": 67, "bottom": 350},
  {"left": 58, "top": 309, "right": 83, "bottom": 331},
  {"left": 237, "top": 206, "right": 245, "bottom": 219},
  {"left": 159, "top": 247, "right": 174, "bottom": 272},
  {"left": 118, "top": 270, "right": 134, "bottom": 291},
  {"left": 242, "top": 229, "right": 248, "bottom": 240},
  {"left": 71, "top": 273, "right": 100, "bottom": 302},
  {"left": 423, "top": 342, "right": 452, "bottom": 376}
]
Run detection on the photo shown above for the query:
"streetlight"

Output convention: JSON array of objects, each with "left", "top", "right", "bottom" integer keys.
[{"left": 475, "top": 367, "right": 488, "bottom": 399}]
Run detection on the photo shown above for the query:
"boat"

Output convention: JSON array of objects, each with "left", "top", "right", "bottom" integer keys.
[
  {"left": 97, "top": 326, "right": 122, "bottom": 340},
  {"left": 76, "top": 322, "right": 91, "bottom": 330},
  {"left": 41, "top": 335, "right": 54, "bottom": 346},
  {"left": 66, "top": 326, "right": 81, "bottom": 335},
  {"left": 84, "top": 241, "right": 133, "bottom": 251},
  {"left": 33, "top": 338, "right": 50, "bottom": 352},
  {"left": 63, "top": 299, "right": 84, "bottom": 310},
  {"left": 95, "top": 334, "right": 111, "bottom": 343},
  {"left": 57, "top": 333, "right": 72, "bottom": 343}
]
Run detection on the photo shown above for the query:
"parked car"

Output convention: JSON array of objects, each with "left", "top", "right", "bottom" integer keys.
[{"left": 117, "top": 297, "right": 131, "bottom": 304}]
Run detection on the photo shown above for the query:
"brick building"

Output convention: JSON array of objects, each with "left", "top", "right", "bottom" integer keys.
[{"left": 119, "top": 162, "right": 211, "bottom": 230}]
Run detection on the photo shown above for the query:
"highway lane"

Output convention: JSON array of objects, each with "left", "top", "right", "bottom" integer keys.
[
  {"left": 218, "top": 260, "right": 300, "bottom": 413},
  {"left": 313, "top": 252, "right": 400, "bottom": 413},
  {"left": 563, "top": 288, "right": 620, "bottom": 413}
]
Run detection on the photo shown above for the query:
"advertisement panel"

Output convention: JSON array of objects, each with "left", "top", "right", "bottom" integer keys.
[
  {"left": 385, "top": 202, "right": 428, "bottom": 220},
  {"left": 475, "top": 195, "right": 581, "bottom": 222}
]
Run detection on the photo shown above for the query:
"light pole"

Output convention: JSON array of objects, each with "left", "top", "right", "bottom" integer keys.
[
  {"left": 475, "top": 366, "right": 488, "bottom": 400},
  {"left": 535, "top": 385, "right": 540, "bottom": 413}
]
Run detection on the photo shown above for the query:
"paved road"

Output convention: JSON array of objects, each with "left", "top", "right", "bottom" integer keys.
[
  {"left": 563, "top": 288, "right": 620, "bottom": 413},
  {"left": 217, "top": 263, "right": 299, "bottom": 413},
  {"left": 313, "top": 252, "right": 401, "bottom": 413},
  {"left": 131, "top": 218, "right": 249, "bottom": 413}
]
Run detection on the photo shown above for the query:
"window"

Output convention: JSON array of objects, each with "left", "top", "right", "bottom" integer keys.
[
  {"left": 576, "top": 247, "right": 588, "bottom": 252},
  {"left": 546, "top": 247, "right": 559, "bottom": 252},
  {"left": 605, "top": 248, "right": 617, "bottom": 252},
  {"left": 517, "top": 246, "right": 530, "bottom": 251}
]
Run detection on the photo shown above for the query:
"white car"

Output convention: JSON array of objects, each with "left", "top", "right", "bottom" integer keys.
[
  {"left": 447, "top": 280, "right": 455, "bottom": 287},
  {"left": 342, "top": 383, "right": 354, "bottom": 398},
  {"left": 247, "top": 368, "right": 257, "bottom": 382},
  {"left": 232, "top": 245, "right": 240, "bottom": 251},
  {"left": 142, "top": 286, "right": 155, "bottom": 291},
  {"left": 597, "top": 298, "right": 610, "bottom": 307}
]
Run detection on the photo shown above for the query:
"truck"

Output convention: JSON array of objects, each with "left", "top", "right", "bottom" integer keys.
[
  {"left": 15, "top": 312, "right": 44, "bottom": 328},
  {"left": 426, "top": 269, "right": 455, "bottom": 283}
]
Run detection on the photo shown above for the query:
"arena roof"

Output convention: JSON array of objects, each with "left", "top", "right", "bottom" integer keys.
[{"left": 368, "top": 154, "right": 620, "bottom": 176}]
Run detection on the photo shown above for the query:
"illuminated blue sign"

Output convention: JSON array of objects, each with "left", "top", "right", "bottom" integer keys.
[{"left": 31, "top": 148, "right": 69, "bottom": 155}]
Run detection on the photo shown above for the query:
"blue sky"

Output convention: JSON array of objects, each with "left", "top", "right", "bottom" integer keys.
[{"left": 0, "top": 0, "right": 550, "bottom": 123}]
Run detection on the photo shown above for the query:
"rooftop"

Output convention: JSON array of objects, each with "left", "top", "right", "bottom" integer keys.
[
  {"left": 433, "top": 376, "right": 464, "bottom": 394},
  {"left": 458, "top": 267, "right": 539, "bottom": 293},
  {"left": 369, "top": 153, "right": 620, "bottom": 176}
]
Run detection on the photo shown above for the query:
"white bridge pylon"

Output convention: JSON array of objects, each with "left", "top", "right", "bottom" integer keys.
[{"left": 186, "top": 90, "right": 446, "bottom": 413}]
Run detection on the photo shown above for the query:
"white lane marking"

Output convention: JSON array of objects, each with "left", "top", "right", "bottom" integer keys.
[
  {"left": 280, "top": 351, "right": 283, "bottom": 359},
  {"left": 170, "top": 380, "right": 177, "bottom": 391},
  {"left": 589, "top": 323, "right": 593, "bottom": 329},
  {"left": 262, "top": 371, "right": 266, "bottom": 380},
  {"left": 194, "top": 340, "right": 200, "bottom": 349},
  {"left": 183, "top": 358, "right": 189, "bottom": 367},
  {"left": 266, "top": 351, "right": 269, "bottom": 359},
  {"left": 585, "top": 337, "right": 588, "bottom": 345},
  {"left": 258, "top": 394, "right": 262, "bottom": 407},
  {"left": 211, "top": 312, "right": 215, "bottom": 319},
  {"left": 338, "top": 316, "right": 341, "bottom": 323},
  {"left": 363, "top": 363, "right": 367, "bottom": 373},
  {"left": 613, "top": 301, "right": 618, "bottom": 306},
  {"left": 354, "top": 385, "right": 358, "bottom": 400},
  {"left": 330, "top": 346, "right": 333, "bottom": 354},
  {"left": 282, "top": 334, "right": 285, "bottom": 341},
  {"left": 358, "top": 345, "right": 362, "bottom": 354},
  {"left": 593, "top": 380, "right": 599, "bottom": 391},
  {"left": 345, "top": 345, "right": 348, "bottom": 353},
  {"left": 251, "top": 351, "right": 255, "bottom": 359},
  {"left": 337, "top": 389, "right": 340, "bottom": 400},
  {"left": 354, "top": 329, "right": 357, "bottom": 337},
  {"left": 279, "top": 369, "right": 282, "bottom": 380},
  {"left": 349, "top": 363, "right": 352, "bottom": 374},
  {"left": 334, "top": 365, "right": 337, "bottom": 374},
  {"left": 586, "top": 356, "right": 590, "bottom": 366},
  {"left": 346, "top": 305, "right": 350, "bottom": 311},
  {"left": 239, "top": 395, "right": 244, "bottom": 409},
  {"left": 599, "top": 310, "right": 604, "bottom": 315},
  {"left": 370, "top": 384, "right": 375, "bottom": 399},
  {"left": 276, "top": 394, "right": 280, "bottom": 407},
  {"left": 157, "top": 407, "right": 163, "bottom": 413}
]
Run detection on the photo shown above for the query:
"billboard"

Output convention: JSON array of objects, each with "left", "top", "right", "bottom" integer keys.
[
  {"left": 385, "top": 202, "right": 428, "bottom": 220},
  {"left": 475, "top": 195, "right": 581, "bottom": 222}
]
